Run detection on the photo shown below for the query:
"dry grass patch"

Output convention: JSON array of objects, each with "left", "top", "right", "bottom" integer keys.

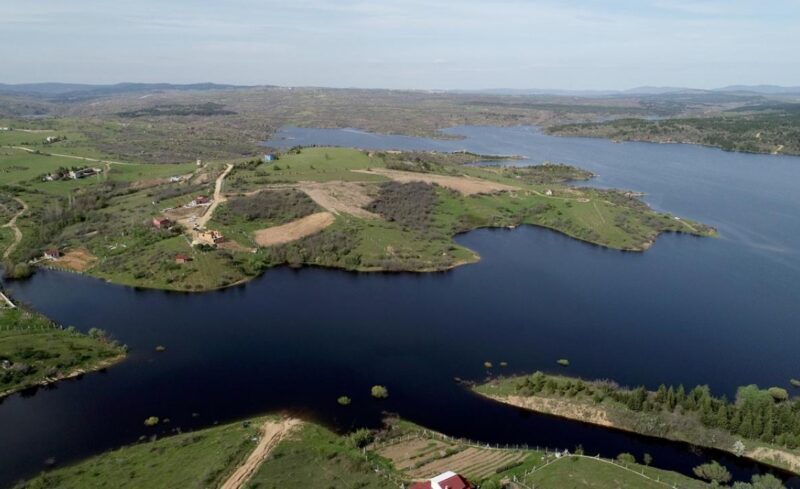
[
  {"left": 54, "top": 248, "right": 98, "bottom": 272},
  {"left": 298, "top": 181, "right": 379, "bottom": 218},
  {"left": 352, "top": 168, "right": 519, "bottom": 195},
  {"left": 253, "top": 212, "right": 335, "bottom": 247}
]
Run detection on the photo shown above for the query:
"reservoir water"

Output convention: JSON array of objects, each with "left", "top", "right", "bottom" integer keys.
[{"left": 1, "top": 126, "right": 799, "bottom": 487}]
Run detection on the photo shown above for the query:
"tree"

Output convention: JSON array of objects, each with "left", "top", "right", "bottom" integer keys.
[
  {"left": 337, "top": 396, "right": 351, "bottom": 406},
  {"left": 750, "top": 473, "right": 786, "bottom": 489},
  {"left": 347, "top": 428, "right": 373, "bottom": 448},
  {"left": 733, "top": 440, "right": 747, "bottom": 457},
  {"left": 643, "top": 453, "right": 653, "bottom": 466},
  {"left": 616, "top": 453, "right": 636, "bottom": 464},
  {"left": 693, "top": 461, "right": 732, "bottom": 484}
]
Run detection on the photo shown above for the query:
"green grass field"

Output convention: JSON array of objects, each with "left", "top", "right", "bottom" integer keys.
[
  {"left": 15, "top": 418, "right": 266, "bottom": 489},
  {"left": 245, "top": 423, "right": 400, "bottom": 489},
  {"left": 0, "top": 307, "right": 126, "bottom": 398}
]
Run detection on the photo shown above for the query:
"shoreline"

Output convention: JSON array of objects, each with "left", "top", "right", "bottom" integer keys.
[
  {"left": 28, "top": 220, "right": 711, "bottom": 294},
  {"left": 0, "top": 352, "right": 126, "bottom": 400},
  {"left": 475, "top": 383, "right": 800, "bottom": 476}
]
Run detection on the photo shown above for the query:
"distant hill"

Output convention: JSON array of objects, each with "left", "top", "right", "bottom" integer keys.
[
  {"left": 716, "top": 85, "right": 800, "bottom": 95},
  {"left": 0, "top": 82, "right": 251, "bottom": 101}
]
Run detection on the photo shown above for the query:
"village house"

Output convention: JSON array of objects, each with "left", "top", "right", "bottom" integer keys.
[
  {"left": 152, "top": 217, "right": 172, "bottom": 229},
  {"left": 69, "top": 167, "right": 102, "bottom": 180},
  {"left": 43, "top": 248, "right": 62, "bottom": 260},
  {"left": 409, "top": 472, "right": 475, "bottom": 489},
  {"left": 194, "top": 230, "right": 224, "bottom": 246},
  {"left": 174, "top": 253, "right": 192, "bottom": 264},
  {"left": 192, "top": 195, "right": 210, "bottom": 206}
]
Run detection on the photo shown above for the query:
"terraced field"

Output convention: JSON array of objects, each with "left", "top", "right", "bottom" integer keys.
[{"left": 376, "top": 434, "right": 534, "bottom": 482}]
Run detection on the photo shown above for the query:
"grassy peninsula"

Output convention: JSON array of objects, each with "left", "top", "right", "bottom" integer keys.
[
  {"left": 0, "top": 306, "right": 126, "bottom": 398},
  {"left": 15, "top": 415, "right": 717, "bottom": 489},
  {"left": 475, "top": 372, "right": 800, "bottom": 474},
  {"left": 1, "top": 122, "right": 715, "bottom": 292}
]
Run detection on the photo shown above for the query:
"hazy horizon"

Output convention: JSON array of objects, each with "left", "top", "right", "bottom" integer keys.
[{"left": 2, "top": 0, "right": 799, "bottom": 90}]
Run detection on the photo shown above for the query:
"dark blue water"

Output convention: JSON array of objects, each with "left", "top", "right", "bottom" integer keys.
[{"left": 2, "top": 126, "right": 799, "bottom": 487}]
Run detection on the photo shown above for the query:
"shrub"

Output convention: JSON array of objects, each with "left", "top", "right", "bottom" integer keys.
[
  {"left": 693, "top": 461, "right": 731, "bottom": 484},
  {"left": 557, "top": 359, "right": 570, "bottom": 367},
  {"left": 337, "top": 396, "right": 351, "bottom": 406},
  {"left": 371, "top": 385, "right": 389, "bottom": 399},
  {"left": 768, "top": 387, "right": 789, "bottom": 402},
  {"left": 143, "top": 416, "right": 159, "bottom": 427},
  {"left": 366, "top": 181, "right": 438, "bottom": 232}
]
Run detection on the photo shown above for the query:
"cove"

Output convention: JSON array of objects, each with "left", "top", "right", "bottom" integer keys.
[{"left": 1, "top": 126, "right": 799, "bottom": 487}]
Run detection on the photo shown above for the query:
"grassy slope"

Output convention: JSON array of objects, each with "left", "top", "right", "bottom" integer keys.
[
  {"left": 0, "top": 307, "right": 125, "bottom": 398},
  {"left": 14, "top": 416, "right": 708, "bottom": 489},
  {"left": 524, "top": 455, "right": 707, "bottom": 489},
  {"left": 14, "top": 418, "right": 265, "bottom": 489},
  {"left": 245, "top": 423, "right": 400, "bottom": 489},
  {"left": 474, "top": 374, "right": 800, "bottom": 475}
]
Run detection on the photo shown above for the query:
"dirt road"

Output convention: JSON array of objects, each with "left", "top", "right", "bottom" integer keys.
[
  {"left": 219, "top": 418, "right": 302, "bottom": 489},
  {"left": 196, "top": 164, "right": 233, "bottom": 228},
  {"left": 2, "top": 197, "right": 27, "bottom": 259}
]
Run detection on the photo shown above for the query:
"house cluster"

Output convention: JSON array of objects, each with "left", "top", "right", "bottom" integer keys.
[
  {"left": 43, "top": 167, "right": 102, "bottom": 182},
  {"left": 410, "top": 472, "right": 474, "bottom": 489}
]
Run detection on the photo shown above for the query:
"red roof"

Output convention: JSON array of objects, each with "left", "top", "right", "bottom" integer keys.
[
  {"left": 410, "top": 473, "right": 474, "bottom": 489},
  {"left": 437, "top": 474, "right": 473, "bottom": 489}
]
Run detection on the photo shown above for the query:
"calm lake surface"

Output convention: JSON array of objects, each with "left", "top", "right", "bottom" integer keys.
[{"left": 2, "top": 126, "right": 800, "bottom": 487}]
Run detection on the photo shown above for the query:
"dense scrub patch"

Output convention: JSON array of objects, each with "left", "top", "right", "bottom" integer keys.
[
  {"left": 218, "top": 189, "right": 319, "bottom": 223},
  {"left": 366, "top": 182, "right": 438, "bottom": 232}
]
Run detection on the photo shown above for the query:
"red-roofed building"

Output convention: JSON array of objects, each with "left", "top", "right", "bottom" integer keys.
[
  {"left": 152, "top": 217, "right": 172, "bottom": 229},
  {"left": 409, "top": 472, "right": 474, "bottom": 489}
]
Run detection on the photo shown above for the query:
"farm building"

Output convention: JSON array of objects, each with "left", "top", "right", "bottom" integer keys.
[
  {"left": 193, "top": 195, "right": 210, "bottom": 205},
  {"left": 152, "top": 217, "right": 172, "bottom": 229},
  {"left": 43, "top": 248, "right": 62, "bottom": 260},
  {"left": 410, "top": 471, "right": 474, "bottom": 489},
  {"left": 194, "top": 230, "right": 224, "bottom": 246},
  {"left": 174, "top": 254, "right": 192, "bottom": 264},
  {"left": 69, "top": 167, "right": 102, "bottom": 180}
]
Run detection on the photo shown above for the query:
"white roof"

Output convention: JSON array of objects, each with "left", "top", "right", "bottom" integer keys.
[{"left": 431, "top": 472, "right": 458, "bottom": 489}]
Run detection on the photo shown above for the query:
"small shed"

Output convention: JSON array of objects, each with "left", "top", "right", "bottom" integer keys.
[
  {"left": 175, "top": 254, "right": 192, "bottom": 264},
  {"left": 152, "top": 217, "right": 172, "bottom": 229}
]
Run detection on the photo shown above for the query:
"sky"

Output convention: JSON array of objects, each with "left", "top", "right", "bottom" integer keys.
[{"left": 1, "top": 0, "right": 798, "bottom": 90}]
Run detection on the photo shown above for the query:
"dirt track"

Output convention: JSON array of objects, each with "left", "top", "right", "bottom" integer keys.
[
  {"left": 219, "top": 418, "right": 302, "bottom": 489},
  {"left": 196, "top": 163, "right": 234, "bottom": 228},
  {"left": 2, "top": 197, "right": 27, "bottom": 259},
  {"left": 352, "top": 168, "right": 518, "bottom": 195},
  {"left": 254, "top": 212, "right": 335, "bottom": 247}
]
